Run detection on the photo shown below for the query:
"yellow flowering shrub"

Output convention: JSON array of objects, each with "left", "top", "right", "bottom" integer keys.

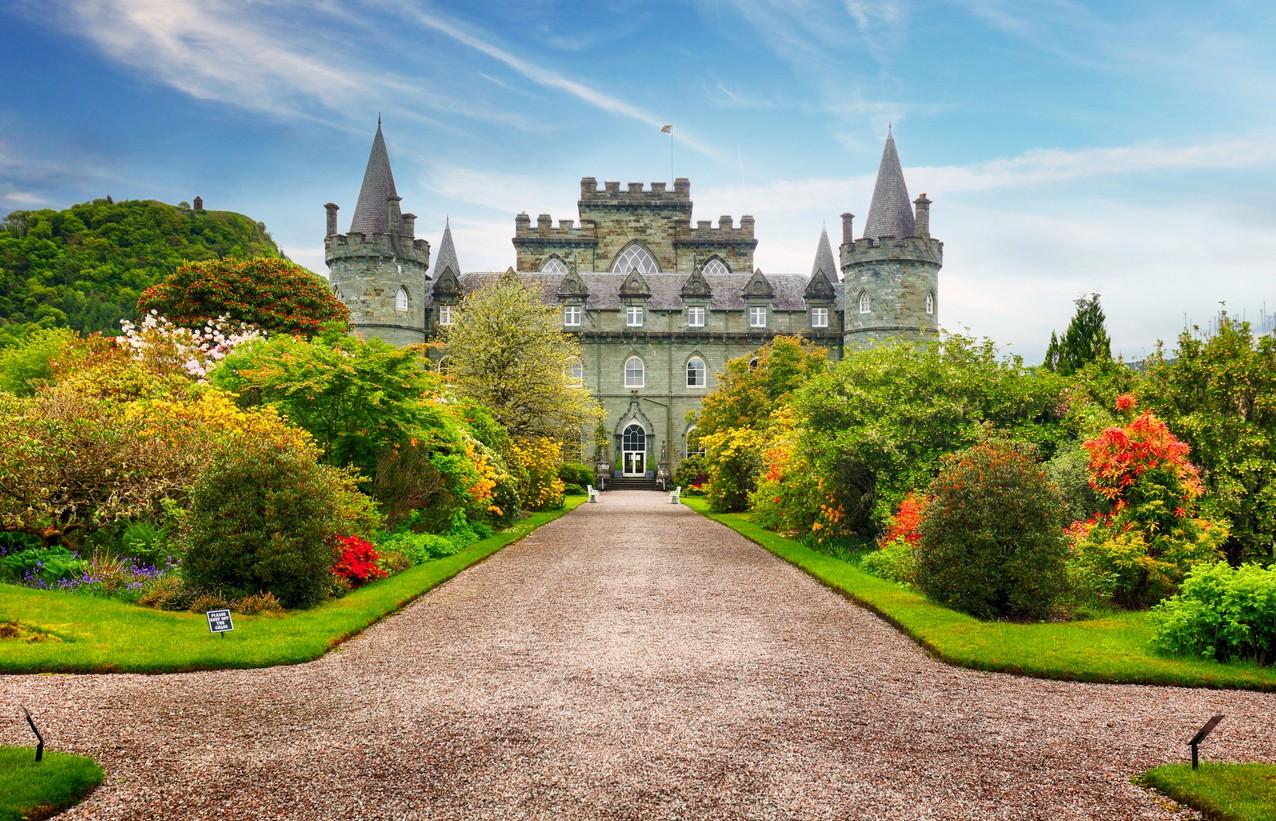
[{"left": 510, "top": 437, "right": 566, "bottom": 511}]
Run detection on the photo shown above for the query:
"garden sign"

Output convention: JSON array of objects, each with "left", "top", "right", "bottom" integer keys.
[{"left": 205, "top": 608, "right": 233, "bottom": 637}]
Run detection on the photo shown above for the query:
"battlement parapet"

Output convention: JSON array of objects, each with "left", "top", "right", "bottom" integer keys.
[
  {"left": 673, "top": 213, "right": 757, "bottom": 247},
  {"left": 513, "top": 211, "right": 598, "bottom": 244},
  {"left": 325, "top": 231, "right": 430, "bottom": 266},
  {"left": 578, "top": 176, "right": 692, "bottom": 205},
  {"left": 841, "top": 235, "right": 943, "bottom": 266}
]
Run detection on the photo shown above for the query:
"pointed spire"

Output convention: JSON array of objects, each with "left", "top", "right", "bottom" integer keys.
[
  {"left": 349, "top": 119, "right": 399, "bottom": 235},
  {"left": 862, "top": 130, "right": 916, "bottom": 240},
  {"left": 434, "top": 218, "right": 460, "bottom": 277},
  {"left": 812, "top": 226, "right": 838, "bottom": 279}
]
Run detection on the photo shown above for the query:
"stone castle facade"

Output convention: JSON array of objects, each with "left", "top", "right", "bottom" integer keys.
[{"left": 325, "top": 123, "right": 942, "bottom": 480}]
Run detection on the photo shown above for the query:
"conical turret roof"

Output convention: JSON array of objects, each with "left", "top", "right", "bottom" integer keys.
[
  {"left": 811, "top": 226, "right": 838, "bottom": 279},
  {"left": 434, "top": 218, "right": 460, "bottom": 276},
  {"left": 862, "top": 129, "right": 915, "bottom": 240},
  {"left": 349, "top": 119, "right": 399, "bottom": 235}
]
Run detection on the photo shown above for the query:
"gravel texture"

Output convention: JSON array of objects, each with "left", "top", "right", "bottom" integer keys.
[{"left": 2, "top": 491, "right": 1273, "bottom": 819}]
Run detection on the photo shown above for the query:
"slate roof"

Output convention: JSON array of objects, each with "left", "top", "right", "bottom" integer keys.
[
  {"left": 458, "top": 271, "right": 842, "bottom": 311},
  {"left": 811, "top": 227, "right": 838, "bottom": 279},
  {"left": 862, "top": 130, "right": 916, "bottom": 240},
  {"left": 432, "top": 219, "right": 460, "bottom": 276},
  {"left": 349, "top": 120, "right": 399, "bottom": 235}
]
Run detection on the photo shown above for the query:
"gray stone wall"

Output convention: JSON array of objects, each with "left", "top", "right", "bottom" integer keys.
[
  {"left": 326, "top": 231, "right": 431, "bottom": 345},
  {"left": 840, "top": 235, "right": 942, "bottom": 350}
]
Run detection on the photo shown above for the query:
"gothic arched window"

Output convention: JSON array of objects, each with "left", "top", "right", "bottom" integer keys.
[
  {"left": 540, "top": 256, "right": 568, "bottom": 274},
  {"left": 858, "top": 291, "right": 871, "bottom": 314},
  {"left": 395, "top": 286, "right": 409, "bottom": 312},
  {"left": 624, "top": 355, "right": 645, "bottom": 388},
  {"left": 686, "top": 355, "right": 707, "bottom": 388},
  {"left": 612, "top": 243, "right": 658, "bottom": 274},
  {"left": 702, "top": 257, "right": 729, "bottom": 275},
  {"left": 926, "top": 291, "right": 935, "bottom": 315}
]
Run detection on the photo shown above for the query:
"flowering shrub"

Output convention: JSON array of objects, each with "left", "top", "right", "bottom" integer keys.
[
  {"left": 510, "top": 437, "right": 565, "bottom": 511},
  {"left": 881, "top": 492, "right": 930, "bottom": 547},
  {"left": 702, "top": 426, "right": 766, "bottom": 512},
  {"left": 137, "top": 257, "right": 349, "bottom": 338},
  {"left": 1152, "top": 562, "right": 1276, "bottom": 666},
  {"left": 917, "top": 440, "right": 1068, "bottom": 621},
  {"left": 116, "top": 311, "right": 261, "bottom": 381},
  {"left": 331, "top": 535, "right": 388, "bottom": 586},
  {"left": 1069, "top": 398, "right": 1226, "bottom": 608}
]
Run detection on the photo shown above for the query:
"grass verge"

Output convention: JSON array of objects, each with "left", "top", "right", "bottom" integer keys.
[
  {"left": 683, "top": 497, "right": 1276, "bottom": 690},
  {"left": 0, "top": 746, "right": 103, "bottom": 821},
  {"left": 1139, "top": 763, "right": 1276, "bottom": 821},
  {"left": 0, "top": 497, "right": 584, "bottom": 674}
]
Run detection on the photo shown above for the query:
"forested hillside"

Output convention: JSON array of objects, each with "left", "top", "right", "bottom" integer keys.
[{"left": 0, "top": 198, "right": 283, "bottom": 343}]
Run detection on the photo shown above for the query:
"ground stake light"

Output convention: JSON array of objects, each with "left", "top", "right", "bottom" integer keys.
[{"left": 1187, "top": 714, "right": 1224, "bottom": 770}]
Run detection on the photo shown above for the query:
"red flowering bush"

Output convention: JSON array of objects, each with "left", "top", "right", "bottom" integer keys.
[
  {"left": 881, "top": 492, "right": 930, "bottom": 547},
  {"left": 138, "top": 257, "right": 349, "bottom": 337},
  {"left": 331, "top": 535, "right": 388, "bottom": 587},
  {"left": 1069, "top": 398, "right": 1225, "bottom": 608}
]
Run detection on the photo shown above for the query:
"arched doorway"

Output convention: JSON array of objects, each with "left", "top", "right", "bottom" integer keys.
[{"left": 622, "top": 423, "right": 646, "bottom": 477}]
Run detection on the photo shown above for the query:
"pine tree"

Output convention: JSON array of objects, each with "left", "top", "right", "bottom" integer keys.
[{"left": 1047, "top": 293, "right": 1112, "bottom": 376}]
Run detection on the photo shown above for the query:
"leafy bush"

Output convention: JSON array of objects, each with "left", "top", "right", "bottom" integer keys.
[
  {"left": 137, "top": 574, "right": 198, "bottom": 611},
  {"left": 231, "top": 591, "right": 285, "bottom": 615},
  {"left": 562, "top": 483, "right": 585, "bottom": 497},
  {"left": 0, "top": 327, "right": 76, "bottom": 395},
  {"left": 673, "top": 453, "right": 707, "bottom": 489},
  {"left": 331, "top": 535, "right": 387, "bottom": 587},
  {"left": 511, "top": 436, "right": 565, "bottom": 511},
  {"left": 1044, "top": 442, "right": 1104, "bottom": 525},
  {"left": 0, "top": 547, "right": 89, "bottom": 587},
  {"left": 916, "top": 440, "right": 1068, "bottom": 621},
  {"left": 1152, "top": 562, "right": 1276, "bottom": 666},
  {"left": 860, "top": 538, "right": 917, "bottom": 585},
  {"left": 557, "top": 462, "right": 595, "bottom": 488},
  {"left": 376, "top": 531, "right": 462, "bottom": 565},
  {"left": 376, "top": 550, "right": 412, "bottom": 575},
  {"left": 137, "top": 257, "right": 349, "bottom": 337},
  {"left": 181, "top": 441, "right": 360, "bottom": 608}
]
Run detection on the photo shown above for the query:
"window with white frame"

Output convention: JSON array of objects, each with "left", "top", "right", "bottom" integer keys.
[
  {"left": 612, "top": 243, "right": 658, "bottom": 274},
  {"left": 625, "top": 305, "right": 644, "bottom": 327},
  {"left": 687, "top": 306, "right": 705, "bottom": 327},
  {"left": 811, "top": 307, "right": 829, "bottom": 328},
  {"left": 567, "top": 358, "right": 584, "bottom": 386},
  {"left": 926, "top": 291, "right": 935, "bottom": 315},
  {"left": 395, "top": 286, "right": 409, "bottom": 312},
  {"left": 686, "top": 356, "right": 707, "bottom": 388},
  {"left": 541, "top": 256, "right": 568, "bottom": 274},
  {"left": 749, "top": 306, "right": 767, "bottom": 328},
  {"left": 702, "top": 257, "right": 729, "bottom": 275},
  {"left": 563, "top": 305, "right": 582, "bottom": 327},
  {"left": 438, "top": 305, "right": 453, "bottom": 326},
  {"left": 624, "top": 355, "right": 645, "bottom": 388},
  {"left": 858, "top": 291, "right": 871, "bottom": 314}
]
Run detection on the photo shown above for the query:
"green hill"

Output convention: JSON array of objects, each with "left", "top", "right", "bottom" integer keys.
[{"left": 0, "top": 198, "right": 284, "bottom": 343}]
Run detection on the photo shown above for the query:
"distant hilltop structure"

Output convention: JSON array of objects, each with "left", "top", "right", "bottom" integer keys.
[{"left": 324, "top": 121, "right": 942, "bottom": 478}]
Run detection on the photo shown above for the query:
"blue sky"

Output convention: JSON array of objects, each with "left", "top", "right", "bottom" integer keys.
[{"left": 2, "top": 0, "right": 1275, "bottom": 359}]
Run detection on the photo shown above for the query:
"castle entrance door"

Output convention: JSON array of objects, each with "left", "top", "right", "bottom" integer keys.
[{"left": 622, "top": 424, "right": 646, "bottom": 477}]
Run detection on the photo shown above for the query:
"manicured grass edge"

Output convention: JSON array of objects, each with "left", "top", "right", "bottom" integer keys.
[
  {"left": 0, "top": 746, "right": 103, "bottom": 821},
  {"left": 1136, "top": 763, "right": 1276, "bottom": 821},
  {"left": 682, "top": 497, "right": 1276, "bottom": 691}
]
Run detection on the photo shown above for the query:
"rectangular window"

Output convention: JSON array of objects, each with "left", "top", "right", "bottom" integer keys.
[
  {"left": 626, "top": 305, "right": 644, "bottom": 327},
  {"left": 687, "top": 306, "right": 705, "bottom": 327},
  {"left": 563, "top": 305, "right": 582, "bottom": 327},
  {"left": 438, "top": 305, "right": 453, "bottom": 326},
  {"left": 749, "top": 306, "right": 767, "bottom": 328},
  {"left": 811, "top": 307, "right": 828, "bottom": 328}
]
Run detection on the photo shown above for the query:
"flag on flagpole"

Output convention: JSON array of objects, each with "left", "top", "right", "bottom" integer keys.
[{"left": 660, "top": 124, "right": 672, "bottom": 133}]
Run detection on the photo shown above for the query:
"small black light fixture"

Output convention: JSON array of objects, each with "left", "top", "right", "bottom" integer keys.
[
  {"left": 22, "top": 706, "right": 44, "bottom": 762},
  {"left": 1187, "top": 714, "right": 1225, "bottom": 770}
]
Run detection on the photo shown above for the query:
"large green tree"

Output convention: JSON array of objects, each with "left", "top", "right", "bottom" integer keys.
[
  {"left": 441, "top": 271, "right": 600, "bottom": 440},
  {"left": 1045, "top": 293, "right": 1112, "bottom": 375}
]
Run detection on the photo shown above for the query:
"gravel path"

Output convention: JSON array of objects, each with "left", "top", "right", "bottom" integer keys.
[{"left": 2, "top": 491, "right": 1273, "bottom": 819}]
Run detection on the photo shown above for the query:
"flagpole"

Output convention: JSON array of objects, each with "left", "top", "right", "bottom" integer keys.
[{"left": 662, "top": 124, "right": 674, "bottom": 182}]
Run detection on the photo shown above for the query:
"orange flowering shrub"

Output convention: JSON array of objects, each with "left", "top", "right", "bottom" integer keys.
[{"left": 881, "top": 492, "right": 930, "bottom": 548}]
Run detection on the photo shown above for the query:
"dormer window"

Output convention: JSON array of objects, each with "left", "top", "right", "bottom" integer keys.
[
  {"left": 687, "top": 306, "right": 705, "bottom": 328},
  {"left": 858, "top": 291, "right": 871, "bottom": 314},
  {"left": 438, "top": 305, "right": 453, "bottom": 326},
  {"left": 564, "top": 305, "right": 582, "bottom": 327},
  {"left": 395, "top": 286, "right": 409, "bottom": 312},
  {"left": 926, "top": 291, "right": 935, "bottom": 315},
  {"left": 541, "top": 256, "right": 568, "bottom": 274},
  {"left": 626, "top": 306, "right": 644, "bottom": 327},
  {"left": 613, "top": 243, "right": 658, "bottom": 274},
  {"left": 811, "top": 307, "right": 828, "bottom": 328},
  {"left": 748, "top": 306, "right": 767, "bottom": 328}
]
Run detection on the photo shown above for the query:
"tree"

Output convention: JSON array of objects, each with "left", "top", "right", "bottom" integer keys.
[
  {"left": 1045, "top": 293, "right": 1112, "bottom": 375},
  {"left": 442, "top": 271, "right": 600, "bottom": 440},
  {"left": 137, "top": 257, "right": 348, "bottom": 337}
]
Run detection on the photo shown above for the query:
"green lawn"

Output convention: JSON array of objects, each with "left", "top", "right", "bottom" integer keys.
[
  {"left": 1140, "top": 763, "right": 1276, "bottom": 821},
  {"left": 0, "top": 497, "right": 584, "bottom": 674},
  {"left": 684, "top": 498, "right": 1276, "bottom": 690},
  {"left": 0, "top": 746, "right": 103, "bottom": 821}
]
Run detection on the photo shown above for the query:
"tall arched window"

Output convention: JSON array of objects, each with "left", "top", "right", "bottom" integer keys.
[
  {"left": 395, "top": 286, "right": 409, "bottom": 312},
  {"left": 685, "top": 425, "right": 705, "bottom": 457},
  {"left": 333, "top": 286, "right": 344, "bottom": 301},
  {"left": 702, "top": 257, "right": 729, "bottom": 275},
  {"left": 686, "top": 355, "right": 707, "bottom": 388},
  {"left": 612, "top": 242, "right": 658, "bottom": 274},
  {"left": 858, "top": 291, "right": 871, "bottom": 314},
  {"left": 926, "top": 291, "right": 935, "bottom": 315},
  {"left": 567, "top": 357, "right": 584, "bottom": 386},
  {"left": 624, "top": 355, "right": 645, "bottom": 388},
  {"left": 540, "top": 256, "right": 568, "bottom": 274}
]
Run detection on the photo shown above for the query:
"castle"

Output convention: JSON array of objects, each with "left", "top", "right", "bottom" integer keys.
[{"left": 325, "top": 121, "right": 942, "bottom": 480}]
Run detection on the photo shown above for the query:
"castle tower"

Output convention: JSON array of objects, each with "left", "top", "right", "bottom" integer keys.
[
  {"left": 324, "top": 119, "right": 431, "bottom": 346},
  {"left": 840, "top": 129, "right": 942, "bottom": 349}
]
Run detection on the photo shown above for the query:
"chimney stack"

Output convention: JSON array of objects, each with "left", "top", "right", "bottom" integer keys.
[{"left": 325, "top": 203, "right": 339, "bottom": 237}]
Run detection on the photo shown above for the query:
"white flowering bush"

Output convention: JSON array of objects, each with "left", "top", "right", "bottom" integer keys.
[{"left": 117, "top": 311, "right": 262, "bottom": 380}]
